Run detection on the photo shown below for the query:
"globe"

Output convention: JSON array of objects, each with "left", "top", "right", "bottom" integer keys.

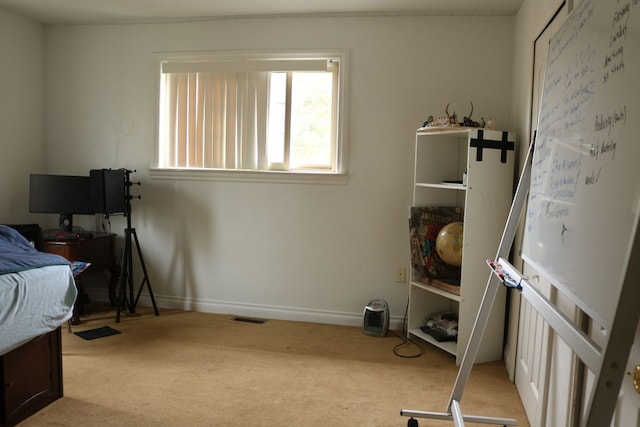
[{"left": 436, "top": 222, "right": 463, "bottom": 267}]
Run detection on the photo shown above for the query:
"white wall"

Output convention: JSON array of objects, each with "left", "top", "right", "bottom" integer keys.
[
  {"left": 41, "top": 15, "right": 515, "bottom": 326},
  {"left": 0, "top": 9, "right": 44, "bottom": 222}
]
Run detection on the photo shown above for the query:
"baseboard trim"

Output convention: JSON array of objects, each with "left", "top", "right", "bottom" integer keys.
[
  {"left": 90, "top": 288, "right": 404, "bottom": 331},
  {"left": 155, "top": 295, "right": 405, "bottom": 331}
]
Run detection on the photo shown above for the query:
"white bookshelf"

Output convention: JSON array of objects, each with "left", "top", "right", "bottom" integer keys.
[{"left": 408, "top": 127, "right": 515, "bottom": 364}]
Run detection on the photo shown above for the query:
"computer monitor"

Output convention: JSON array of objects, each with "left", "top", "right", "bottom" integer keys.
[{"left": 29, "top": 174, "right": 96, "bottom": 232}]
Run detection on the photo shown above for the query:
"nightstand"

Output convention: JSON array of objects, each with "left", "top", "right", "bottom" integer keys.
[{"left": 43, "top": 232, "right": 119, "bottom": 324}]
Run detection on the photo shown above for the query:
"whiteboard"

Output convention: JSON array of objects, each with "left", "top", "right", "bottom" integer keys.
[{"left": 523, "top": 0, "right": 640, "bottom": 329}]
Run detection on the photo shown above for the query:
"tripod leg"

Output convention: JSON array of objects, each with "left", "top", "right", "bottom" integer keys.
[
  {"left": 131, "top": 229, "right": 159, "bottom": 316},
  {"left": 116, "top": 231, "right": 131, "bottom": 322},
  {"left": 126, "top": 229, "right": 135, "bottom": 314}
]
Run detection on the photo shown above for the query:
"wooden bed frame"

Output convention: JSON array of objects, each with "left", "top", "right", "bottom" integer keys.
[
  {"left": 0, "top": 224, "right": 67, "bottom": 426},
  {"left": 0, "top": 322, "right": 63, "bottom": 426}
]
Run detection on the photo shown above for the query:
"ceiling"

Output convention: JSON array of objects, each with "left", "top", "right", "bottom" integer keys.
[{"left": 0, "top": 0, "right": 523, "bottom": 24}]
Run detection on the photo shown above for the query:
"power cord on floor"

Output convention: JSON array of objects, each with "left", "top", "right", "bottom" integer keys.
[{"left": 391, "top": 297, "right": 424, "bottom": 358}]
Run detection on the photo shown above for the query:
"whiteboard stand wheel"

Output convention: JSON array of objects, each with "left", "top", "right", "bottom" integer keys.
[{"left": 407, "top": 418, "right": 418, "bottom": 427}]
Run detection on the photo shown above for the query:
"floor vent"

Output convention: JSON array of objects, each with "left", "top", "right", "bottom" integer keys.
[{"left": 232, "top": 316, "right": 266, "bottom": 324}]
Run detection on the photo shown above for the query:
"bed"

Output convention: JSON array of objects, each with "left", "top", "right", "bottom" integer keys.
[{"left": 0, "top": 224, "right": 77, "bottom": 427}]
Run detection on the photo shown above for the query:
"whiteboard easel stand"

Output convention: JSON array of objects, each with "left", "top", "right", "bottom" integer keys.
[
  {"left": 401, "top": 139, "right": 640, "bottom": 426},
  {"left": 493, "top": 141, "right": 640, "bottom": 426},
  {"left": 399, "top": 138, "right": 534, "bottom": 427}
]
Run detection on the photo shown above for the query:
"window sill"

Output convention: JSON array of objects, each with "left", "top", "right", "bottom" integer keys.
[{"left": 149, "top": 168, "right": 349, "bottom": 185}]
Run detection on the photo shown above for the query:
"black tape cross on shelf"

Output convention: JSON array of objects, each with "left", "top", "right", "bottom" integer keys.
[{"left": 470, "top": 130, "right": 514, "bottom": 163}]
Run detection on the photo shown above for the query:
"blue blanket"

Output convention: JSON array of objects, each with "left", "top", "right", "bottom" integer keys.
[{"left": 0, "top": 225, "right": 70, "bottom": 275}]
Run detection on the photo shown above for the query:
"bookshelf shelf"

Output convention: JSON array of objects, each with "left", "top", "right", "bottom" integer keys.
[{"left": 410, "top": 280, "right": 461, "bottom": 300}]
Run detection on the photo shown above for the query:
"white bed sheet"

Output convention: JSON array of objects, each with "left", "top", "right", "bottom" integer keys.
[{"left": 0, "top": 265, "right": 77, "bottom": 356}]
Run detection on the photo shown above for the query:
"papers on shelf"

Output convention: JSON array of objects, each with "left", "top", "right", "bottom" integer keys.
[{"left": 71, "top": 261, "right": 91, "bottom": 278}]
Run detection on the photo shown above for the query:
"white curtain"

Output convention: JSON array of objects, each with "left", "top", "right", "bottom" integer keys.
[{"left": 159, "top": 71, "right": 268, "bottom": 169}]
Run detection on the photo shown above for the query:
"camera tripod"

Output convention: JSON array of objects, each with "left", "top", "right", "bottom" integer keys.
[{"left": 116, "top": 169, "right": 159, "bottom": 322}]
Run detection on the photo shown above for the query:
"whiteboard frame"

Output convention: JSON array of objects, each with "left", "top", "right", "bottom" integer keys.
[{"left": 520, "top": 0, "right": 640, "bottom": 332}]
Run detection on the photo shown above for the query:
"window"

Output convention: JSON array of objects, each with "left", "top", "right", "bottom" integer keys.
[{"left": 154, "top": 51, "right": 347, "bottom": 180}]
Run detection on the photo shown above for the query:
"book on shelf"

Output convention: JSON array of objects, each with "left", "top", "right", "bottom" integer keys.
[
  {"left": 420, "top": 277, "right": 461, "bottom": 296},
  {"left": 408, "top": 206, "right": 463, "bottom": 289}
]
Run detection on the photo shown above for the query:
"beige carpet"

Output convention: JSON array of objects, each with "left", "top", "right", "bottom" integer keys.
[{"left": 20, "top": 307, "right": 529, "bottom": 426}]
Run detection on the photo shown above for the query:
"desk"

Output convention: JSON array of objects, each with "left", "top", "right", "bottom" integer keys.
[{"left": 43, "top": 232, "right": 119, "bottom": 324}]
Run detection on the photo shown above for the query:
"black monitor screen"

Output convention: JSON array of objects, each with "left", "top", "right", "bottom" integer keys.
[{"left": 29, "top": 174, "right": 96, "bottom": 231}]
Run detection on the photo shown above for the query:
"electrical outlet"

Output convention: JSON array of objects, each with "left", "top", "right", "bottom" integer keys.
[{"left": 395, "top": 267, "right": 407, "bottom": 283}]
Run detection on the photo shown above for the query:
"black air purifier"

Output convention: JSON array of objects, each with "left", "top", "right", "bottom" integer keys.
[{"left": 363, "top": 299, "right": 389, "bottom": 337}]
